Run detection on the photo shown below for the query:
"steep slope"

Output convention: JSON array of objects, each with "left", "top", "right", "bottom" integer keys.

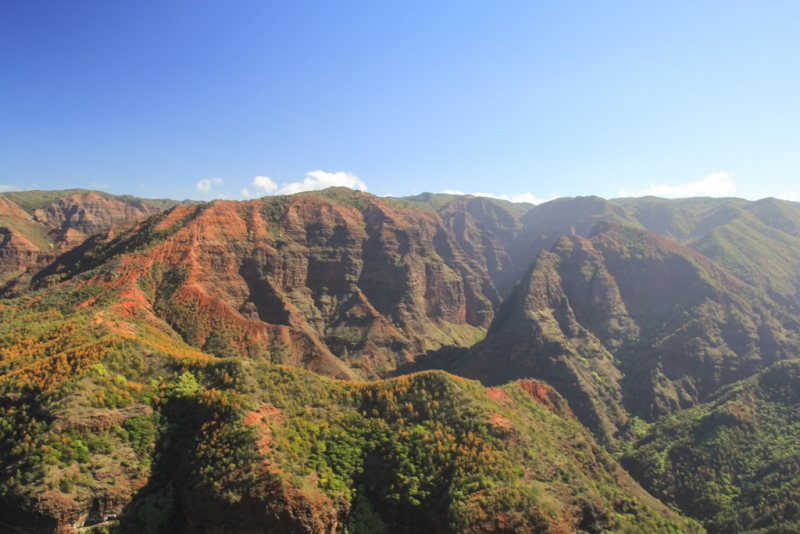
[
  {"left": 439, "top": 196, "right": 531, "bottom": 298},
  {"left": 450, "top": 233, "right": 630, "bottom": 445},
  {"left": 686, "top": 198, "right": 800, "bottom": 313},
  {"left": 373, "top": 194, "right": 643, "bottom": 302},
  {"left": 401, "top": 195, "right": 640, "bottom": 300},
  {"left": 35, "top": 190, "right": 504, "bottom": 379},
  {"left": 0, "top": 190, "right": 185, "bottom": 291},
  {"left": 519, "top": 196, "right": 641, "bottom": 256},
  {"left": 613, "top": 196, "right": 748, "bottom": 242},
  {"left": 28, "top": 191, "right": 165, "bottom": 238},
  {"left": 0, "top": 282, "right": 700, "bottom": 533},
  {"left": 614, "top": 197, "right": 800, "bottom": 313},
  {"left": 6, "top": 188, "right": 800, "bottom": 532},
  {"left": 454, "top": 222, "right": 800, "bottom": 442},
  {"left": 622, "top": 359, "right": 800, "bottom": 533},
  {"left": 0, "top": 197, "right": 58, "bottom": 285}
]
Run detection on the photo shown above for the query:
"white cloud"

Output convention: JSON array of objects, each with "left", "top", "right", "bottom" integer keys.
[
  {"left": 780, "top": 192, "right": 800, "bottom": 202},
  {"left": 252, "top": 175, "right": 278, "bottom": 194},
  {"left": 196, "top": 177, "right": 223, "bottom": 193},
  {"left": 619, "top": 172, "right": 736, "bottom": 198},
  {"left": 247, "top": 170, "right": 367, "bottom": 198},
  {"left": 277, "top": 170, "right": 366, "bottom": 195},
  {"left": 444, "top": 190, "right": 546, "bottom": 205},
  {"left": 508, "top": 193, "right": 542, "bottom": 204},
  {"left": 91, "top": 182, "right": 110, "bottom": 190},
  {"left": 0, "top": 185, "right": 20, "bottom": 193}
]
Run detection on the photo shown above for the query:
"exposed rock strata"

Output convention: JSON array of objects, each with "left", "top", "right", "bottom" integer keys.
[{"left": 72, "top": 193, "right": 504, "bottom": 378}]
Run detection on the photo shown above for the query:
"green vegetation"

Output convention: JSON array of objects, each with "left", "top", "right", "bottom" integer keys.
[
  {"left": 616, "top": 196, "right": 800, "bottom": 312},
  {"left": 623, "top": 359, "right": 800, "bottom": 533},
  {"left": 259, "top": 194, "right": 291, "bottom": 224},
  {"left": 166, "top": 359, "right": 697, "bottom": 532},
  {"left": 0, "top": 212, "right": 55, "bottom": 250},
  {"left": 9, "top": 191, "right": 800, "bottom": 532},
  {"left": 0, "top": 280, "right": 697, "bottom": 532},
  {"left": 37, "top": 204, "right": 206, "bottom": 286}
]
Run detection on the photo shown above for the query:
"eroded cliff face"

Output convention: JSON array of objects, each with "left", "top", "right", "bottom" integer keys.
[
  {"left": 454, "top": 236, "right": 629, "bottom": 445},
  {"left": 436, "top": 195, "right": 645, "bottom": 300},
  {"left": 32, "top": 192, "right": 162, "bottom": 238},
  {"left": 457, "top": 222, "right": 800, "bottom": 441},
  {"left": 0, "top": 198, "right": 56, "bottom": 285},
  {"left": 0, "top": 193, "right": 170, "bottom": 291},
  {"left": 0, "top": 228, "right": 43, "bottom": 273},
  {"left": 55, "top": 192, "right": 504, "bottom": 379}
]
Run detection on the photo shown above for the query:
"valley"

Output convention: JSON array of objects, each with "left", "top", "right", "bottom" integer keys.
[{"left": 2, "top": 188, "right": 800, "bottom": 533}]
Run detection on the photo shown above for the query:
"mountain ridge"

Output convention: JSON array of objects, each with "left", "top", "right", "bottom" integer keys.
[{"left": 3, "top": 187, "right": 800, "bottom": 532}]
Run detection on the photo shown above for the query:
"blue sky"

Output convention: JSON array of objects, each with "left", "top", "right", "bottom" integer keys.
[{"left": 1, "top": 1, "right": 799, "bottom": 202}]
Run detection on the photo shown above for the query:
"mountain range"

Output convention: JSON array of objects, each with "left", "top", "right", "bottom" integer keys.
[{"left": 1, "top": 187, "right": 799, "bottom": 533}]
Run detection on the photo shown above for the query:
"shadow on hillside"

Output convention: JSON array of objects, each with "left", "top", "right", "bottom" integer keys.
[
  {"left": 387, "top": 345, "right": 468, "bottom": 378},
  {"left": 30, "top": 235, "right": 106, "bottom": 287}
]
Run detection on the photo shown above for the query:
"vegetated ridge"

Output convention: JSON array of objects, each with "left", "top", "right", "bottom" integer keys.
[{"left": 1, "top": 187, "right": 800, "bottom": 532}]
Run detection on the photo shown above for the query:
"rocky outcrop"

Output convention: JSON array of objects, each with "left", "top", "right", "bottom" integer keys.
[
  {"left": 58, "top": 191, "right": 503, "bottom": 379},
  {"left": 32, "top": 192, "right": 162, "bottom": 238},
  {"left": 0, "top": 227, "right": 43, "bottom": 273},
  {"left": 440, "top": 197, "right": 525, "bottom": 298},
  {"left": 516, "top": 379, "right": 575, "bottom": 418},
  {"left": 454, "top": 236, "right": 630, "bottom": 445},
  {"left": 0, "top": 192, "right": 173, "bottom": 290}
]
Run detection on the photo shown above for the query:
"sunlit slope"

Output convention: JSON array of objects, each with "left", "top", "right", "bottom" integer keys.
[
  {"left": 616, "top": 196, "right": 800, "bottom": 312},
  {"left": 0, "top": 190, "right": 183, "bottom": 292},
  {"left": 31, "top": 191, "right": 512, "bottom": 379},
  {"left": 0, "top": 282, "right": 699, "bottom": 533}
]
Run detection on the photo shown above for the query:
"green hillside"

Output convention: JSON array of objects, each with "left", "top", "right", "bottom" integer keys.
[
  {"left": 4, "top": 190, "right": 800, "bottom": 532},
  {"left": 622, "top": 359, "right": 800, "bottom": 533},
  {"left": 614, "top": 196, "right": 800, "bottom": 311},
  {"left": 0, "top": 280, "right": 698, "bottom": 533}
]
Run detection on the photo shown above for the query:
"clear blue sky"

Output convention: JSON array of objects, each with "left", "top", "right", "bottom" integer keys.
[{"left": 2, "top": 1, "right": 799, "bottom": 202}]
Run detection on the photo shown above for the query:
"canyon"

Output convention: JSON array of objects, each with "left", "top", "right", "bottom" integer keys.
[{"left": 2, "top": 188, "right": 800, "bottom": 533}]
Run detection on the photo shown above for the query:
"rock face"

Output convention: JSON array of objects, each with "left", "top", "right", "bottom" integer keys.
[
  {"left": 0, "top": 191, "right": 175, "bottom": 290},
  {"left": 437, "top": 195, "right": 640, "bottom": 299},
  {"left": 454, "top": 230, "right": 631, "bottom": 444},
  {"left": 0, "top": 227, "right": 43, "bottom": 273},
  {"left": 439, "top": 196, "right": 527, "bottom": 298},
  {"left": 456, "top": 221, "right": 800, "bottom": 442},
  {"left": 0, "top": 197, "right": 56, "bottom": 284},
  {"left": 58, "top": 191, "right": 505, "bottom": 379},
  {"left": 31, "top": 192, "right": 161, "bottom": 238},
  {"left": 8, "top": 190, "right": 800, "bottom": 395},
  {"left": 17, "top": 190, "right": 800, "bottom": 405}
]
